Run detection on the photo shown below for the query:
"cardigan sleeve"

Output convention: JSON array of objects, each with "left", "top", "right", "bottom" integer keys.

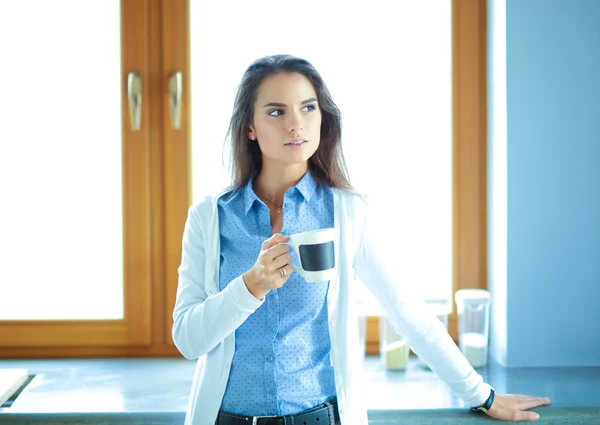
[
  {"left": 171, "top": 202, "right": 263, "bottom": 360},
  {"left": 353, "top": 196, "right": 492, "bottom": 407}
]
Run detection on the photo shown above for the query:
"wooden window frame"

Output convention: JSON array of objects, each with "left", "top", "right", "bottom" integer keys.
[{"left": 0, "top": 0, "right": 486, "bottom": 358}]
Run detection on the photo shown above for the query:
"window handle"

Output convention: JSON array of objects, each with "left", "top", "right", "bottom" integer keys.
[
  {"left": 168, "top": 71, "right": 182, "bottom": 130},
  {"left": 127, "top": 72, "right": 142, "bottom": 131}
]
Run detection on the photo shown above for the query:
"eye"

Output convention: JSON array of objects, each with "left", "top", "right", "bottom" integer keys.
[
  {"left": 302, "top": 104, "right": 317, "bottom": 112},
  {"left": 269, "top": 109, "right": 283, "bottom": 117}
]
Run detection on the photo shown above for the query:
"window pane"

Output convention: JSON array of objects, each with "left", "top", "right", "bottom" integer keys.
[
  {"left": 190, "top": 0, "right": 451, "bottom": 301},
  {"left": 0, "top": 1, "right": 123, "bottom": 320}
]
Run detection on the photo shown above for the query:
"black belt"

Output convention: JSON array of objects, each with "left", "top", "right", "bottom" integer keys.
[{"left": 216, "top": 399, "right": 339, "bottom": 425}]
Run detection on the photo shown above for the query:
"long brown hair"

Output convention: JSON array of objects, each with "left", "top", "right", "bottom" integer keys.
[{"left": 226, "top": 54, "right": 353, "bottom": 191}]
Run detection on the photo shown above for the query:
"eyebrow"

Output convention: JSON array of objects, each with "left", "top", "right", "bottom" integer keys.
[{"left": 263, "top": 97, "right": 318, "bottom": 108}]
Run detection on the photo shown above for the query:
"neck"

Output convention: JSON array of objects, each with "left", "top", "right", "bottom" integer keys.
[{"left": 254, "top": 162, "right": 308, "bottom": 205}]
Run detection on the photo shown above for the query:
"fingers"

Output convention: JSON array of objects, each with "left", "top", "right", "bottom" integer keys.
[
  {"left": 257, "top": 237, "right": 292, "bottom": 279},
  {"left": 489, "top": 405, "right": 540, "bottom": 422},
  {"left": 252, "top": 234, "right": 294, "bottom": 289},
  {"left": 520, "top": 397, "right": 552, "bottom": 410},
  {"left": 271, "top": 253, "right": 293, "bottom": 270},
  {"left": 486, "top": 394, "right": 550, "bottom": 422},
  {"left": 278, "top": 264, "right": 293, "bottom": 278},
  {"left": 262, "top": 233, "right": 290, "bottom": 250},
  {"left": 503, "top": 395, "right": 552, "bottom": 410},
  {"left": 259, "top": 244, "right": 290, "bottom": 270},
  {"left": 264, "top": 254, "right": 292, "bottom": 280},
  {"left": 261, "top": 235, "right": 291, "bottom": 269},
  {"left": 267, "top": 243, "right": 290, "bottom": 261},
  {"left": 510, "top": 410, "right": 540, "bottom": 422}
]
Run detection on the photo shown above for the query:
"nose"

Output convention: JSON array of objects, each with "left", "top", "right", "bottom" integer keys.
[{"left": 286, "top": 111, "right": 303, "bottom": 133}]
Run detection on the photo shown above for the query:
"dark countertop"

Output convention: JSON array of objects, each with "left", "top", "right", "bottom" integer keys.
[{"left": 0, "top": 355, "right": 598, "bottom": 424}]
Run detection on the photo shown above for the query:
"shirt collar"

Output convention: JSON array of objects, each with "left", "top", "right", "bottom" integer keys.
[
  {"left": 243, "top": 170, "right": 318, "bottom": 215},
  {"left": 243, "top": 177, "right": 259, "bottom": 215},
  {"left": 294, "top": 170, "right": 317, "bottom": 202}
]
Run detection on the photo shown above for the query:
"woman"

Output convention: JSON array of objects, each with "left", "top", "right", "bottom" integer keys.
[{"left": 172, "top": 54, "right": 550, "bottom": 425}]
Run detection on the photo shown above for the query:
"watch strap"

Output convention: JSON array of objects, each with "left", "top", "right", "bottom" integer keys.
[{"left": 471, "top": 388, "right": 495, "bottom": 413}]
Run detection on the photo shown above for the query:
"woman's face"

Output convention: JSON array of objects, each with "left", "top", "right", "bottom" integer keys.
[{"left": 248, "top": 72, "right": 321, "bottom": 169}]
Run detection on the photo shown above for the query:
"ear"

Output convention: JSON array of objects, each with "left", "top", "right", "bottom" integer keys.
[{"left": 248, "top": 124, "right": 256, "bottom": 141}]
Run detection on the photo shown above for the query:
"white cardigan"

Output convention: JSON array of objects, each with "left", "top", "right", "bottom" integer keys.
[{"left": 172, "top": 188, "right": 492, "bottom": 425}]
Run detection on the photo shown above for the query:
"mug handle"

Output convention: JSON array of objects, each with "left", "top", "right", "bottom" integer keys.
[{"left": 282, "top": 242, "right": 305, "bottom": 278}]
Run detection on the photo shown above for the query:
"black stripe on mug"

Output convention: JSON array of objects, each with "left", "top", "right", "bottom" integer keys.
[{"left": 298, "top": 241, "right": 335, "bottom": 272}]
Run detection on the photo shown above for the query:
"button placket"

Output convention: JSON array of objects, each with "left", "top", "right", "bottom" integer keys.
[
  {"left": 257, "top": 203, "right": 271, "bottom": 238},
  {"left": 265, "top": 288, "right": 279, "bottom": 413},
  {"left": 280, "top": 194, "right": 294, "bottom": 237}
]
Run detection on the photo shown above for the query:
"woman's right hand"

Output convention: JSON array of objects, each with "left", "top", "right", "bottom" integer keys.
[{"left": 243, "top": 233, "right": 293, "bottom": 300}]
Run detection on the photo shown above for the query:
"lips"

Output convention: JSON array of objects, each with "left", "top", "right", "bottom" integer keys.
[{"left": 285, "top": 137, "right": 307, "bottom": 146}]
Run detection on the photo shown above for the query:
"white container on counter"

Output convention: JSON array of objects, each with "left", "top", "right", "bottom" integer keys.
[
  {"left": 455, "top": 289, "right": 491, "bottom": 368},
  {"left": 379, "top": 316, "right": 409, "bottom": 370}
]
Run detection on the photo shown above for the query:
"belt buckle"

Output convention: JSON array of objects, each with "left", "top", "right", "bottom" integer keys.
[
  {"left": 323, "top": 400, "right": 335, "bottom": 424},
  {"left": 252, "top": 415, "right": 277, "bottom": 425}
]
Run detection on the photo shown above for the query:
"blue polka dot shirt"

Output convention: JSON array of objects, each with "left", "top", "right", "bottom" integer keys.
[{"left": 217, "top": 170, "right": 336, "bottom": 416}]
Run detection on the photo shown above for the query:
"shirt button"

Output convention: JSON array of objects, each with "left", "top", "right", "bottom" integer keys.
[
  {"left": 271, "top": 326, "right": 276, "bottom": 332},
  {"left": 269, "top": 389, "right": 276, "bottom": 395},
  {"left": 267, "top": 356, "right": 274, "bottom": 362}
]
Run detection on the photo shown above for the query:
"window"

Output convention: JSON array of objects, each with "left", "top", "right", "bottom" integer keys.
[
  {"left": 0, "top": 0, "right": 154, "bottom": 353},
  {"left": 0, "top": 0, "right": 487, "bottom": 357},
  {"left": 0, "top": 1, "right": 124, "bottom": 321}
]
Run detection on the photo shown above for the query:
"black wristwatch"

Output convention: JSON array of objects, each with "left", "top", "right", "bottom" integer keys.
[{"left": 471, "top": 388, "right": 495, "bottom": 413}]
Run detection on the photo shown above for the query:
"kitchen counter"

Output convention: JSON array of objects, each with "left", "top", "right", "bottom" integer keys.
[{"left": 0, "top": 356, "right": 598, "bottom": 424}]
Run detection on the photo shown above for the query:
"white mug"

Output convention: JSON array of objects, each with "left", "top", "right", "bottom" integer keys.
[{"left": 284, "top": 228, "right": 336, "bottom": 283}]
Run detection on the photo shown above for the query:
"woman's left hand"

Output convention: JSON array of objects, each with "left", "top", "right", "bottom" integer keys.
[{"left": 484, "top": 394, "right": 551, "bottom": 421}]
